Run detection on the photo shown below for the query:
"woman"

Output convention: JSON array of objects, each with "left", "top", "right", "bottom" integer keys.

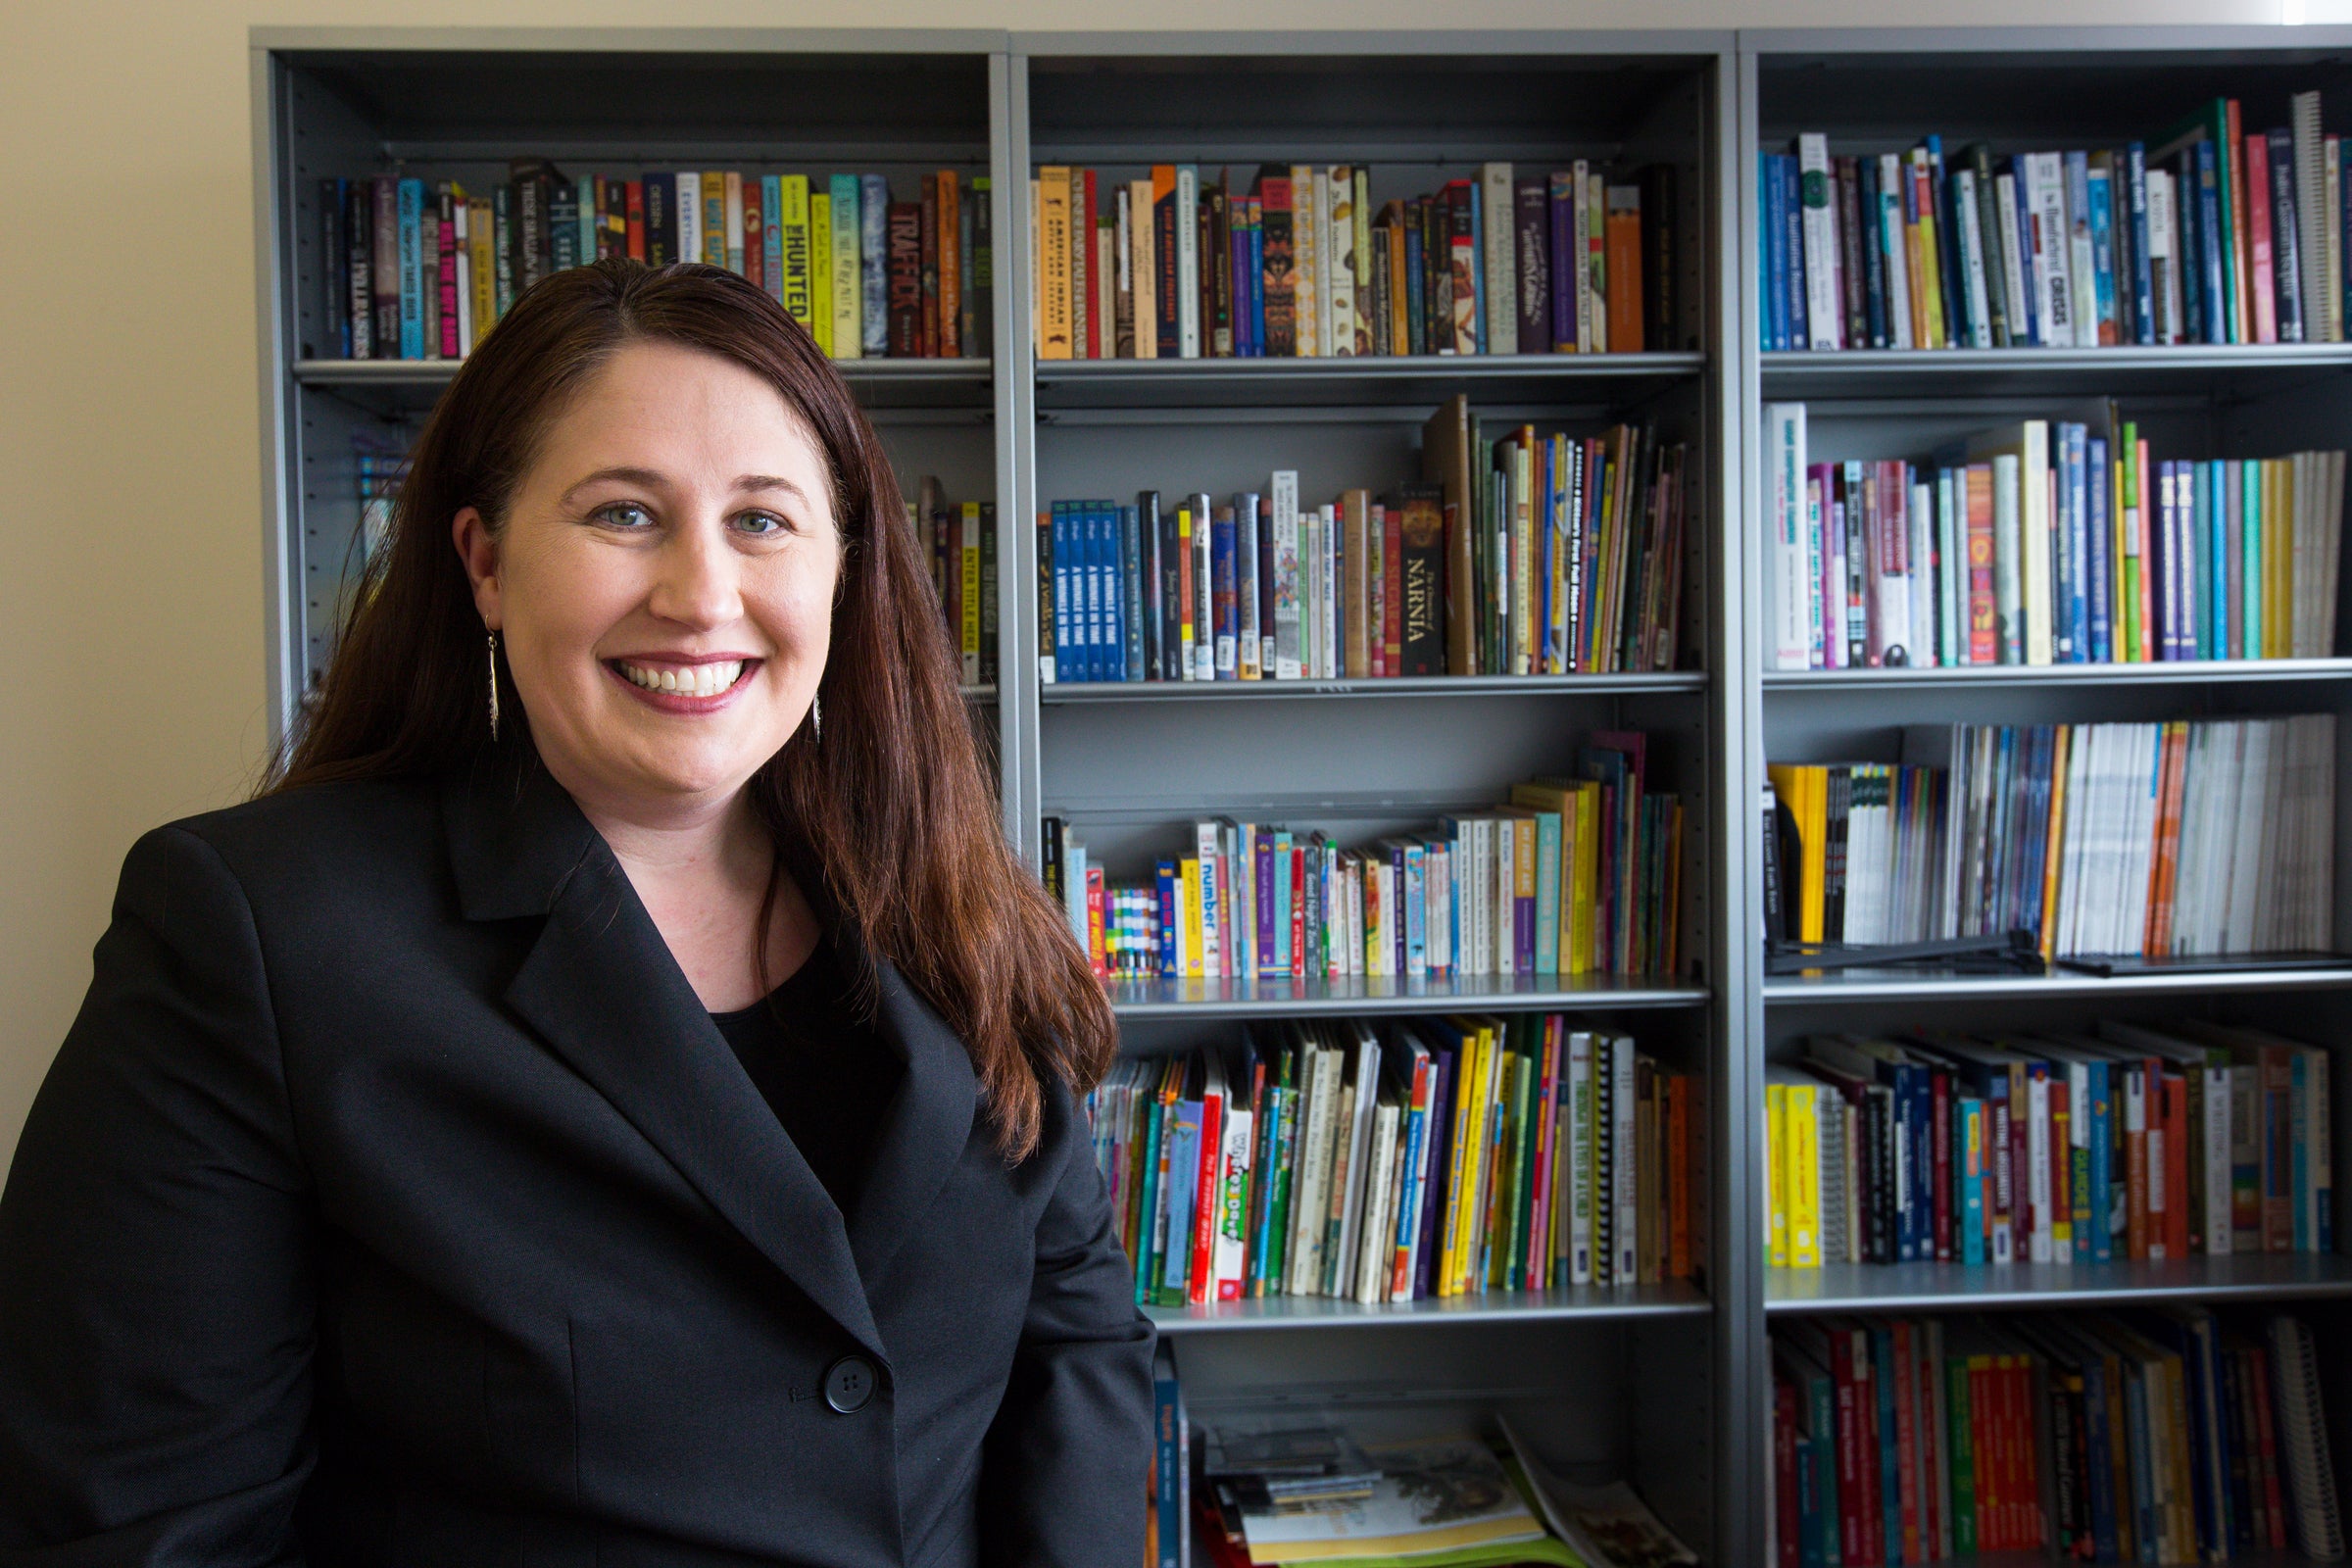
[{"left": 0, "top": 260, "right": 1153, "bottom": 1566}]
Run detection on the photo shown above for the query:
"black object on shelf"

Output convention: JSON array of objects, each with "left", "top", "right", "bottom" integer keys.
[
  {"left": 1763, "top": 930, "right": 2044, "bottom": 977},
  {"left": 2050, "top": 950, "right": 2352, "bottom": 979}
]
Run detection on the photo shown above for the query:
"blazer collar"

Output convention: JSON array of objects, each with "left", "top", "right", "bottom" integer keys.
[{"left": 441, "top": 760, "right": 957, "bottom": 1362}]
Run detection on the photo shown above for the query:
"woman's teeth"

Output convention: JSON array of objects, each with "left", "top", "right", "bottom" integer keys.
[{"left": 619, "top": 660, "right": 744, "bottom": 698}]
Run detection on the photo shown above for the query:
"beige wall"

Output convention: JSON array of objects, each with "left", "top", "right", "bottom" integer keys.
[{"left": 0, "top": 0, "right": 2308, "bottom": 1173}]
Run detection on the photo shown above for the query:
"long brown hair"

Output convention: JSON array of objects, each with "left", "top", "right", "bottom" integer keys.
[{"left": 272, "top": 259, "right": 1113, "bottom": 1160}]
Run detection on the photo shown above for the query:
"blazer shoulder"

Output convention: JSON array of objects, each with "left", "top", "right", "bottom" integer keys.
[{"left": 149, "top": 776, "right": 447, "bottom": 916}]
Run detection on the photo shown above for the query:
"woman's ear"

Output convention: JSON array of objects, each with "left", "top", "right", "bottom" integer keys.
[{"left": 452, "top": 507, "right": 503, "bottom": 630}]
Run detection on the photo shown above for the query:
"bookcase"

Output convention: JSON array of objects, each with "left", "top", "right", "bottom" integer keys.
[{"left": 251, "top": 23, "right": 2352, "bottom": 1565}]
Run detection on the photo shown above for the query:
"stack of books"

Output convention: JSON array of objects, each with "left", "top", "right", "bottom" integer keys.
[
  {"left": 1031, "top": 161, "right": 1677, "bottom": 360},
  {"left": 907, "top": 478, "right": 997, "bottom": 687},
  {"left": 1048, "top": 745, "right": 1686, "bottom": 986},
  {"left": 1772, "top": 1309, "right": 2346, "bottom": 1565},
  {"left": 1765, "top": 714, "right": 2337, "bottom": 959},
  {"left": 1147, "top": 1364, "right": 1695, "bottom": 1568},
  {"left": 1761, "top": 92, "right": 2349, "bottom": 351},
  {"left": 1764, "top": 1019, "right": 2332, "bottom": 1271},
  {"left": 1087, "top": 1015, "right": 1700, "bottom": 1308},
  {"left": 1762, "top": 405, "right": 2345, "bottom": 670},
  {"left": 317, "top": 166, "right": 990, "bottom": 361},
  {"left": 1043, "top": 422, "right": 1688, "bottom": 684}
]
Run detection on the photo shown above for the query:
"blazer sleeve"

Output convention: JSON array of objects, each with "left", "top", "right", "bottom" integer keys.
[
  {"left": 0, "top": 825, "right": 315, "bottom": 1567},
  {"left": 976, "top": 1077, "right": 1156, "bottom": 1568}
]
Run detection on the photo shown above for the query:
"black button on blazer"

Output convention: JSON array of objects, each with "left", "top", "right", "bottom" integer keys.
[{"left": 0, "top": 762, "right": 1156, "bottom": 1567}]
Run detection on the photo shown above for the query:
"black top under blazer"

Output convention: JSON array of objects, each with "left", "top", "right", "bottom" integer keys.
[{"left": 0, "top": 760, "right": 1155, "bottom": 1567}]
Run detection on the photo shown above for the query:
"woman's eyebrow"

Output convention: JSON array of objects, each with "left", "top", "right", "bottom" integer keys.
[
  {"left": 736, "top": 474, "right": 808, "bottom": 502},
  {"left": 558, "top": 466, "right": 669, "bottom": 507}
]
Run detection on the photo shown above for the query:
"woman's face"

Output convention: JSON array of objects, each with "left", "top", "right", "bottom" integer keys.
[{"left": 454, "top": 339, "right": 841, "bottom": 823}]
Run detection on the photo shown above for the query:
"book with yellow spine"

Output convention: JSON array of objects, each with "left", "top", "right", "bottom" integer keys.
[
  {"left": 1765, "top": 763, "right": 1827, "bottom": 943},
  {"left": 776, "top": 176, "right": 813, "bottom": 332},
  {"left": 1036, "top": 167, "right": 1073, "bottom": 361},
  {"left": 809, "top": 192, "right": 833, "bottom": 357},
  {"left": 701, "top": 172, "right": 727, "bottom": 268},
  {"left": 1767, "top": 1066, "right": 1821, "bottom": 1267},
  {"left": 1765, "top": 1079, "right": 1788, "bottom": 1267}
]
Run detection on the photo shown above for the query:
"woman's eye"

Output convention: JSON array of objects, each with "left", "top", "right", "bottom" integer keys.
[
  {"left": 734, "top": 511, "right": 789, "bottom": 536},
  {"left": 591, "top": 501, "right": 656, "bottom": 530}
]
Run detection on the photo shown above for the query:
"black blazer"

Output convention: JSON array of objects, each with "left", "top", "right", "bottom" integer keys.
[{"left": 0, "top": 762, "right": 1154, "bottom": 1567}]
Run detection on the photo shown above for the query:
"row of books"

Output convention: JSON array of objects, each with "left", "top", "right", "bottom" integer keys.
[
  {"left": 1762, "top": 93, "right": 2350, "bottom": 352},
  {"left": 1086, "top": 1016, "right": 1700, "bottom": 1310},
  {"left": 1032, "top": 161, "right": 1677, "bottom": 363},
  {"left": 1771, "top": 1310, "right": 2344, "bottom": 1566},
  {"left": 1045, "top": 744, "right": 1685, "bottom": 985},
  {"left": 1040, "top": 400, "right": 1686, "bottom": 686},
  {"left": 316, "top": 164, "right": 991, "bottom": 362},
  {"left": 1040, "top": 428, "right": 1686, "bottom": 687},
  {"left": 908, "top": 479, "right": 998, "bottom": 687},
  {"left": 1765, "top": 714, "right": 2337, "bottom": 958},
  {"left": 1763, "top": 1019, "right": 2333, "bottom": 1272},
  {"left": 1156, "top": 1392, "right": 1694, "bottom": 1568},
  {"left": 1762, "top": 405, "right": 2346, "bottom": 670}
]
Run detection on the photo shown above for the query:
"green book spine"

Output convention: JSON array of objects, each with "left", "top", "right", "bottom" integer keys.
[
  {"left": 1134, "top": 1091, "right": 1165, "bottom": 1305},
  {"left": 1266, "top": 1055, "right": 1300, "bottom": 1294},
  {"left": 1534, "top": 810, "right": 1562, "bottom": 976}
]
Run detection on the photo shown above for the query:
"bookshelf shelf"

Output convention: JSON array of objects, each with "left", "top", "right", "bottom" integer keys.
[
  {"left": 1104, "top": 973, "right": 1707, "bottom": 1020},
  {"left": 1762, "top": 963, "right": 2352, "bottom": 1004},
  {"left": 1149, "top": 1281, "right": 1711, "bottom": 1335},
  {"left": 1759, "top": 342, "right": 2352, "bottom": 398},
  {"left": 1761, "top": 658, "right": 2352, "bottom": 692},
  {"left": 292, "top": 355, "right": 997, "bottom": 408},
  {"left": 1042, "top": 671, "right": 1707, "bottom": 704},
  {"left": 1031, "top": 351, "right": 1708, "bottom": 410},
  {"left": 1766, "top": 1254, "right": 2352, "bottom": 1315}
]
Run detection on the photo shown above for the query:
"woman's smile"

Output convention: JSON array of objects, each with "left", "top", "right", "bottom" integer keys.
[{"left": 607, "top": 654, "right": 761, "bottom": 711}]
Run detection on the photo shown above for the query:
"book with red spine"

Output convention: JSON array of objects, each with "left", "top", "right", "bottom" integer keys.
[
  {"left": 1891, "top": 1319, "right": 1924, "bottom": 1563},
  {"left": 1187, "top": 1054, "right": 1226, "bottom": 1304},
  {"left": 2246, "top": 109, "right": 2278, "bottom": 342}
]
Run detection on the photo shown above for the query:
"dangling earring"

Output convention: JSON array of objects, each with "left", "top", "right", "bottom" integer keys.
[
  {"left": 809, "top": 692, "right": 822, "bottom": 743},
  {"left": 486, "top": 630, "right": 501, "bottom": 741}
]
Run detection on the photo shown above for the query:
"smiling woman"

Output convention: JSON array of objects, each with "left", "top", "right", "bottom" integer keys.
[{"left": 0, "top": 262, "right": 1153, "bottom": 1566}]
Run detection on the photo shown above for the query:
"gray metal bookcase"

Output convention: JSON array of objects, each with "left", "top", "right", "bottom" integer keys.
[{"left": 249, "top": 24, "right": 2352, "bottom": 1564}]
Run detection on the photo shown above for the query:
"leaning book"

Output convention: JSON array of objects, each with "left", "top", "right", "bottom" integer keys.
[{"left": 1229, "top": 1433, "right": 1555, "bottom": 1564}]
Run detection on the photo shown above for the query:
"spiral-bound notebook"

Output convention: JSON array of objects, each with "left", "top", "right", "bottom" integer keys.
[{"left": 2270, "top": 1314, "right": 2346, "bottom": 1562}]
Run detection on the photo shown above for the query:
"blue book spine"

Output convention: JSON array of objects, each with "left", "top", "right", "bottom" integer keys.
[
  {"left": 1403, "top": 219, "right": 1425, "bottom": 355},
  {"left": 766, "top": 177, "right": 789, "bottom": 302},
  {"left": 2293, "top": 1053, "right": 2313, "bottom": 1251},
  {"left": 2088, "top": 163, "right": 2119, "bottom": 340},
  {"left": 397, "top": 178, "right": 425, "bottom": 360},
  {"left": 1793, "top": 1438, "right": 1823, "bottom": 1568},
  {"left": 1089, "top": 504, "right": 1111, "bottom": 682},
  {"left": 2128, "top": 144, "right": 2157, "bottom": 345},
  {"left": 1273, "top": 832, "right": 1293, "bottom": 975},
  {"left": 2088, "top": 1062, "right": 2114, "bottom": 1262},
  {"left": 1858, "top": 156, "right": 1888, "bottom": 349},
  {"left": 2196, "top": 142, "right": 2229, "bottom": 345},
  {"left": 1162, "top": 1102, "right": 1200, "bottom": 1296},
  {"left": 1122, "top": 505, "right": 1147, "bottom": 682},
  {"left": 1784, "top": 158, "right": 1810, "bottom": 352},
  {"left": 1468, "top": 177, "right": 1487, "bottom": 355},
  {"left": 1761, "top": 154, "right": 1784, "bottom": 350},
  {"left": 2011, "top": 161, "right": 2041, "bottom": 346},
  {"left": 1051, "top": 502, "right": 1075, "bottom": 682},
  {"left": 1155, "top": 861, "right": 1179, "bottom": 977},
  {"left": 2201, "top": 463, "right": 2220, "bottom": 667},
  {"left": 2193, "top": 465, "right": 2214, "bottom": 659},
  {"left": 2068, "top": 423, "right": 2092, "bottom": 661},
  {"left": 1960, "top": 1098, "right": 1986, "bottom": 1263},
  {"left": 2088, "top": 436, "right": 2113, "bottom": 662},
  {"left": 2050, "top": 425, "right": 2080, "bottom": 662},
  {"left": 1230, "top": 217, "right": 1251, "bottom": 358},
  {"left": 1211, "top": 504, "right": 1238, "bottom": 678},
  {"left": 2154, "top": 464, "right": 2177, "bottom": 661},
  {"left": 1102, "top": 503, "right": 1126, "bottom": 682},
  {"left": 859, "top": 174, "right": 891, "bottom": 357},
  {"left": 1871, "top": 1326, "right": 1903, "bottom": 1564},
  {"left": 2081, "top": 1349, "right": 2120, "bottom": 1561}
]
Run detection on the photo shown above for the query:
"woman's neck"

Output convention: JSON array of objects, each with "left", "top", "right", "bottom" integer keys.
[{"left": 575, "top": 788, "right": 818, "bottom": 1012}]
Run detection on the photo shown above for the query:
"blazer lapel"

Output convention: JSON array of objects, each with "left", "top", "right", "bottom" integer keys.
[
  {"left": 847, "top": 958, "right": 978, "bottom": 1286},
  {"left": 444, "top": 763, "right": 883, "bottom": 1361}
]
